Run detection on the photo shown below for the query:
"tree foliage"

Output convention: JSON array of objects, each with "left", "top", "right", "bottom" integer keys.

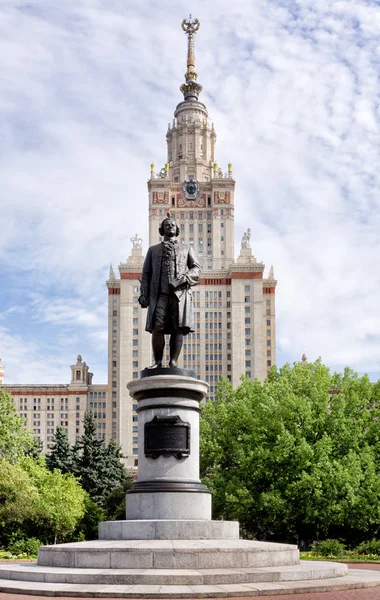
[
  {"left": 0, "top": 457, "right": 85, "bottom": 546},
  {"left": 46, "top": 412, "right": 129, "bottom": 509},
  {"left": 0, "top": 390, "right": 39, "bottom": 462},
  {"left": 200, "top": 363, "right": 380, "bottom": 545},
  {"left": 46, "top": 426, "right": 75, "bottom": 474},
  {"left": 74, "top": 411, "right": 128, "bottom": 507}
]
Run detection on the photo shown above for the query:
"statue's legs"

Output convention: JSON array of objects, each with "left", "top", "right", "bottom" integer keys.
[
  {"left": 169, "top": 332, "right": 183, "bottom": 368},
  {"left": 148, "top": 293, "right": 184, "bottom": 368},
  {"left": 150, "top": 328, "right": 165, "bottom": 368}
]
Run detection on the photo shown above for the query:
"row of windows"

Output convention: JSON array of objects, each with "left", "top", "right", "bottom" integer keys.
[
  {"left": 158, "top": 211, "right": 215, "bottom": 220},
  {"left": 204, "top": 333, "right": 226, "bottom": 340},
  {"left": 205, "top": 375, "right": 224, "bottom": 382},
  {"left": 205, "top": 323, "right": 223, "bottom": 329},
  {"left": 179, "top": 223, "right": 214, "bottom": 233},
  {"left": 205, "top": 354, "right": 223, "bottom": 361},
  {"left": 204, "top": 343, "right": 223, "bottom": 350}
]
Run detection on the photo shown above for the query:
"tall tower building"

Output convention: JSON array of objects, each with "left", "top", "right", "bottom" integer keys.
[{"left": 107, "top": 17, "right": 277, "bottom": 469}]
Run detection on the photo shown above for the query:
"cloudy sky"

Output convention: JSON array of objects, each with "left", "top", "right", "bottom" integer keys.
[{"left": 1, "top": 0, "right": 380, "bottom": 384}]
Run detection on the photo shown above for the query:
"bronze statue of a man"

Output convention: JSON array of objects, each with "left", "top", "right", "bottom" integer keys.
[{"left": 138, "top": 213, "right": 201, "bottom": 368}]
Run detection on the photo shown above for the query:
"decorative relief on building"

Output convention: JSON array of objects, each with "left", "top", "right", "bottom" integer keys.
[
  {"left": 214, "top": 191, "right": 230, "bottom": 204},
  {"left": 183, "top": 177, "right": 200, "bottom": 200},
  {"left": 152, "top": 191, "right": 169, "bottom": 205},
  {"left": 177, "top": 194, "right": 206, "bottom": 207}
]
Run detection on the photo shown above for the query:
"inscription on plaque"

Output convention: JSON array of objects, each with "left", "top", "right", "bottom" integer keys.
[{"left": 144, "top": 415, "right": 190, "bottom": 460}]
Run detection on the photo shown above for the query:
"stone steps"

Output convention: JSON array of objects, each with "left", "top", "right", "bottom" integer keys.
[
  {"left": 0, "top": 561, "right": 348, "bottom": 585},
  {"left": 37, "top": 539, "right": 299, "bottom": 570},
  {"left": 0, "top": 568, "right": 380, "bottom": 598}
]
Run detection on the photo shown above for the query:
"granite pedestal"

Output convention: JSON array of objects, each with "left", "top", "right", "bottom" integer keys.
[{"left": 124, "top": 372, "right": 211, "bottom": 521}]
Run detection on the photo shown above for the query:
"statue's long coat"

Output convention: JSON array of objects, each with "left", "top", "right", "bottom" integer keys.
[{"left": 140, "top": 241, "right": 201, "bottom": 334}]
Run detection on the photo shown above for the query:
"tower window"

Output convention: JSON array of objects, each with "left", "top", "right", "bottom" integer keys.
[
  {"left": 172, "top": 197, "right": 175, "bottom": 205},
  {"left": 76, "top": 370, "right": 81, "bottom": 380},
  {"left": 208, "top": 196, "right": 211, "bottom": 206}
]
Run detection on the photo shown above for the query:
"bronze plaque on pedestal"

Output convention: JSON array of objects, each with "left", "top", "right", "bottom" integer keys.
[{"left": 144, "top": 415, "right": 190, "bottom": 459}]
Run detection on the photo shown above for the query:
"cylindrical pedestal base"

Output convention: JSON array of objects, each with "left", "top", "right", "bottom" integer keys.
[
  {"left": 126, "top": 373, "right": 210, "bottom": 521},
  {"left": 126, "top": 491, "right": 211, "bottom": 520}
]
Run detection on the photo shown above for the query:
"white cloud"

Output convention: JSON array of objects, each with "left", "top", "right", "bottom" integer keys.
[{"left": 1, "top": 0, "right": 379, "bottom": 383}]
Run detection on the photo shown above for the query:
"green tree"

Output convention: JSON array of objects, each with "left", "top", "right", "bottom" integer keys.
[
  {"left": 0, "top": 390, "right": 37, "bottom": 462},
  {"left": 75, "top": 412, "right": 127, "bottom": 507},
  {"left": 46, "top": 426, "right": 76, "bottom": 474},
  {"left": 21, "top": 457, "right": 86, "bottom": 544},
  {"left": 0, "top": 457, "right": 85, "bottom": 546},
  {"left": 104, "top": 478, "right": 134, "bottom": 522},
  {"left": 101, "top": 439, "right": 128, "bottom": 491},
  {"left": 74, "top": 412, "right": 104, "bottom": 504},
  {"left": 73, "top": 494, "right": 106, "bottom": 541},
  {"left": 200, "top": 360, "right": 380, "bottom": 545},
  {"left": 0, "top": 459, "right": 39, "bottom": 546}
]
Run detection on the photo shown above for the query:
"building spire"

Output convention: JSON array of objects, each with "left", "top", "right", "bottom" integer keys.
[
  {"left": 180, "top": 15, "right": 202, "bottom": 101},
  {"left": 109, "top": 264, "right": 116, "bottom": 281}
]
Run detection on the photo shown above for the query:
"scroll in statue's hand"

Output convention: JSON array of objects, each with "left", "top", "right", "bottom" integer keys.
[{"left": 169, "top": 274, "right": 188, "bottom": 290}]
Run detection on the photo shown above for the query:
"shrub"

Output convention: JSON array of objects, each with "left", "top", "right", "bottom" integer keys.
[
  {"left": 356, "top": 539, "right": 380, "bottom": 556},
  {"left": 312, "top": 539, "right": 346, "bottom": 557},
  {"left": 7, "top": 536, "right": 41, "bottom": 556}
]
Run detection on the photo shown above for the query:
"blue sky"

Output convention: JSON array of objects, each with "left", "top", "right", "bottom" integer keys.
[{"left": 1, "top": 0, "right": 380, "bottom": 384}]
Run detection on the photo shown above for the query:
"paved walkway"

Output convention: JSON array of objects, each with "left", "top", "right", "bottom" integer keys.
[{"left": 0, "top": 563, "right": 379, "bottom": 600}]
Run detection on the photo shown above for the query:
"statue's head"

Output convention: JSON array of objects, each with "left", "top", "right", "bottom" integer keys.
[{"left": 159, "top": 212, "right": 180, "bottom": 237}]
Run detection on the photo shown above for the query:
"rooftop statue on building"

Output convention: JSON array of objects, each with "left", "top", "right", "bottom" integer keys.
[
  {"left": 241, "top": 228, "right": 251, "bottom": 249},
  {"left": 138, "top": 213, "right": 201, "bottom": 369},
  {"left": 130, "top": 233, "right": 143, "bottom": 250}
]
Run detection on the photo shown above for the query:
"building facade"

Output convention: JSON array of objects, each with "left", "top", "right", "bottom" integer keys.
[
  {"left": 108, "top": 19, "right": 277, "bottom": 469},
  {"left": 2, "top": 355, "right": 110, "bottom": 450}
]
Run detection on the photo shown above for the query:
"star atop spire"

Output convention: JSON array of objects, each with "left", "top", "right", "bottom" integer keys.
[{"left": 180, "top": 15, "right": 202, "bottom": 101}]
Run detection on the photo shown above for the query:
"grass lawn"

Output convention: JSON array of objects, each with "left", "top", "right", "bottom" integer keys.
[{"left": 301, "top": 551, "right": 380, "bottom": 563}]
